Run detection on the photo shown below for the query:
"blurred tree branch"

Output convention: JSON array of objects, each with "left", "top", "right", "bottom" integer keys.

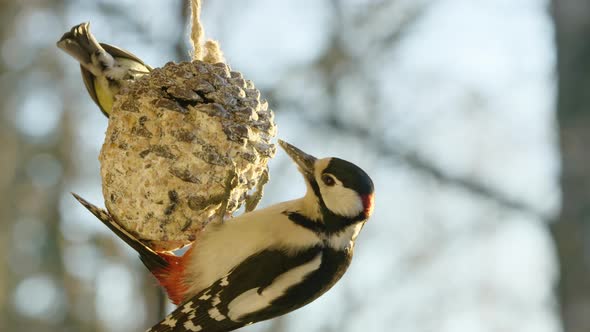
[
  {"left": 272, "top": 0, "right": 547, "bottom": 222},
  {"left": 309, "top": 114, "right": 547, "bottom": 220},
  {"left": 551, "top": 0, "right": 590, "bottom": 331}
]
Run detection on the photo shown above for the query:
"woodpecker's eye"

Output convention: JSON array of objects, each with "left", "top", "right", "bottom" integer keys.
[{"left": 322, "top": 174, "right": 335, "bottom": 186}]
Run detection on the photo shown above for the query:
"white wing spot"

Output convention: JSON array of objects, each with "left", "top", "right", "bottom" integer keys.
[
  {"left": 227, "top": 253, "right": 323, "bottom": 321},
  {"left": 162, "top": 315, "right": 177, "bottom": 327},
  {"left": 183, "top": 320, "right": 203, "bottom": 331},
  {"left": 208, "top": 307, "right": 226, "bottom": 321},
  {"left": 199, "top": 291, "right": 211, "bottom": 301},
  {"left": 211, "top": 295, "right": 221, "bottom": 307},
  {"left": 181, "top": 301, "right": 195, "bottom": 313},
  {"left": 220, "top": 276, "right": 229, "bottom": 286}
]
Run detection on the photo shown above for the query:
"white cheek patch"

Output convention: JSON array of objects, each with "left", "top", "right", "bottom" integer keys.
[
  {"left": 227, "top": 253, "right": 323, "bottom": 321},
  {"left": 321, "top": 185, "right": 364, "bottom": 218}
]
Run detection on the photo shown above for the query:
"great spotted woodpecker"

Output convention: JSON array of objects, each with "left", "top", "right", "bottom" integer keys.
[
  {"left": 57, "top": 22, "right": 151, "bottom": 117},
  {"left": 74, "top": 140, "right": 375, "bottom": 332}
]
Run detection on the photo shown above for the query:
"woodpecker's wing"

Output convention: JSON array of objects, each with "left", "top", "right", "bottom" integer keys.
[
  {"left": 71, "top": 193, "right": 168, "bottom": 271},
  {"left": 147, "top": 245, "right": 338, "bottom": 332}
]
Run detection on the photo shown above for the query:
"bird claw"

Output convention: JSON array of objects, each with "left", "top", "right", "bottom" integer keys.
[
  {"left": 217, "top": 167, "right": 239, "bottom": 223},
  {"left": 244, "top": 168, "right": 269, "bottom": 212}
]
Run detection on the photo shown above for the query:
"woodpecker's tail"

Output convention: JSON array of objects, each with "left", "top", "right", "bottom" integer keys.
[
  {"left": 72, "top": 193, "right": 189, "bottom": 304},
  {"left": 57, "top": 22, "right": 107, "bottom": 75}
]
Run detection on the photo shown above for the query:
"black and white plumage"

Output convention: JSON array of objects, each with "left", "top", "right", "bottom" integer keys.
[{"left": 75, "top": 140, "right": 374, "bottom": 332}]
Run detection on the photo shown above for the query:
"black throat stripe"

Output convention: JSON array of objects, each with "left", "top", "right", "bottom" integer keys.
[
  {"left": 285, "top": 211, "right": 325, "bottom": 234},
  {"left": 284, "top": 210, "right": 365, "bottom": 236}
]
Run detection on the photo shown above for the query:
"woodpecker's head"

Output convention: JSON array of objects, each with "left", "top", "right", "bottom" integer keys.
[{"left": 279, "top": 140, "right": 375, "bottom": 221}]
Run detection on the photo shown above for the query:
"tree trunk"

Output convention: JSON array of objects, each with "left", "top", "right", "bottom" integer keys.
[{"left": 551, "top": 1, "right": 590, "bottom": 331}]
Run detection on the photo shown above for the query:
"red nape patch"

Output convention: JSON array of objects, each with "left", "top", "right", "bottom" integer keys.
[
  {"left": 151, "top": 248, "right": 193, "bottom": 305},
  {"left": 361, "top": 193, "right": 375, "bottom": 219}
]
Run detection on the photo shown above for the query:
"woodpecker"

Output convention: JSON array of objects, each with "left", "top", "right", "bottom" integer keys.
[
  {"left": 57, "top": 22, "right": 151, "bottom": 117},
  {"left": 74, "top": 140, "right": 375, "bottom": 332}
]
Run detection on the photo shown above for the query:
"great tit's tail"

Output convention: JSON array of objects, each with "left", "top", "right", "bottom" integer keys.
[{"left": 57, "top": 22, "right": 109, "bottom": 76}]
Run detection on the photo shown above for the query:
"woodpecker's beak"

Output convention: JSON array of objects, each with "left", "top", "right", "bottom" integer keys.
[{"left": 279, "top": 140, "right": 317, "bottom": 180}]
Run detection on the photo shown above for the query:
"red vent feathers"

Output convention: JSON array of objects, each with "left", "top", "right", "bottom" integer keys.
[{"left": 151, "top": 249, "right": 192, "bottom": 305}]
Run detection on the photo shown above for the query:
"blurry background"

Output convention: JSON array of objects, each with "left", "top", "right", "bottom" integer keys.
[{"left": 0, "top": 0, "right": 588, "bottom": 331}]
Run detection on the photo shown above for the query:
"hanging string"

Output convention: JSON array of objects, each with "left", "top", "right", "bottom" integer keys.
[
  {"left": 190, "top": 0, "right": 224, "bottom": 63},
  {"left": 190, "top": 0, "right": 204, "bottom": 61}
]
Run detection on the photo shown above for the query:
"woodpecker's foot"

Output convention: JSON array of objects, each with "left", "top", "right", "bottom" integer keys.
[
  {"left": 244, "top": 168, "right": 269, "bottom": 212},
  {"left": 217, "top": 168, "right": 239, "bottom": 223}
]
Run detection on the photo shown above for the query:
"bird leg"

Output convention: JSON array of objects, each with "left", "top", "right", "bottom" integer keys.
[{"left": 244, "top": 168, "right": 269, "bottom": 212}]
